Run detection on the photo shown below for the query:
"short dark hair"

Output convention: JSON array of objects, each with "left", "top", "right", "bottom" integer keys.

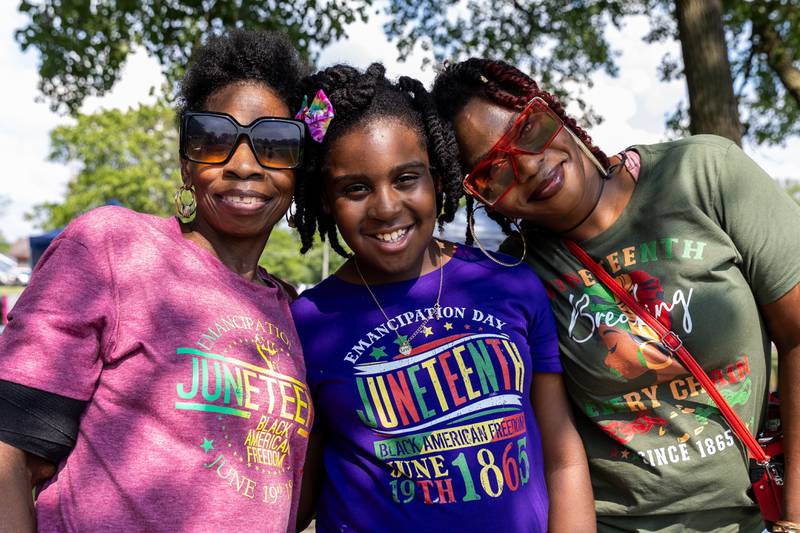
[
  {"left": 178, "top": 30, "right": 309, "bottom": 114},
  {"left": 431, "top": 58, "right": 610, "bottom": 241},
  {"left": 293, "top": 63, "right": 464, "bottom": 257}
]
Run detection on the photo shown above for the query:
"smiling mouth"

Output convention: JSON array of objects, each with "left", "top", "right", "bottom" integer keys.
[
  {"left": 527, "top": 164, "right": 564, "bottom": 202},
  {"left": 217, "top": 192, "right": 270, "bottom": 209},
  {"left": 370, "top": 226, "right": 411, "bottom": 244}
]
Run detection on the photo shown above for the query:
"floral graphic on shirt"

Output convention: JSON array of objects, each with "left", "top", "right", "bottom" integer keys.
[{"left": 172, "top": 314, "right": 312, "bottom": 505}]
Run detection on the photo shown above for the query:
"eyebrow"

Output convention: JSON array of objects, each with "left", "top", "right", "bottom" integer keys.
[
  {"left": 329, "top": 160, "right": 429, "bottom": 183},
  {"left": 467, "top": 113, "right": 518, "bottom": 169}
]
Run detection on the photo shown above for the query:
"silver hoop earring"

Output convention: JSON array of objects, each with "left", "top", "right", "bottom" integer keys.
[
  {"left": 468, "top": 204, "right": 527, "bottom": 267},
  {"left": 174, "top": 183, "right": 196, "bottom": 218}
]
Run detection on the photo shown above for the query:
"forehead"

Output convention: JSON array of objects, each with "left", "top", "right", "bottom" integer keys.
[
  {"left": 453, "top": 97, "right": 518, "bottom": 167},
  {"left": 204, "top": 82, "right": 290, "bottom": 122},
  {"left": 325, "top": 118, "right": 428, "bottom": 176}
]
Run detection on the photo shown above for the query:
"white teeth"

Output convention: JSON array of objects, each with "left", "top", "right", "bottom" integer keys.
[
  {"left": 375, "top": 228, "right": 408, "bottom": 243},
  {"left": 224, "top": 195, "right": 263, "bottom": 205}
]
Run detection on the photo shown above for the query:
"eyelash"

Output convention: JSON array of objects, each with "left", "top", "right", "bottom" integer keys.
[{"left": 341, "top": 174, "right": 420, "bottom": 197}]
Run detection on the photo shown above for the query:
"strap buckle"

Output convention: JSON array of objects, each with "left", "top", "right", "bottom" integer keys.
[{"left": 660, "top": 331, "right": 683, "bottom": 352}]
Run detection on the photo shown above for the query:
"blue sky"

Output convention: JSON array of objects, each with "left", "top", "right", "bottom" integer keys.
[{"left": 2, "top": 3, "right": 798, "bottom": 242}]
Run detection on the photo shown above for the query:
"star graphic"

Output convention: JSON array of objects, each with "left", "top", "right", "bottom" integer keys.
[
  {"left": 393, "top": 335, "right": 409, "bottom": 346},
  {"left": 464, "top": 324, "right": 471, "bottom": 330},
  {"left": 422, "top": 326, "right": 434, "bottom": 337},
  {"left": 370, "top": 346, "right": 388, "bottom": 360},
  {"left": 201, "top": 438, "right": 214, "bottom": 453},
  {"left": 620, "top": 449, "right": 630, "bottom": 459},
  {"left": 443, "top": 322, "right": 453, "bottom": 331}
]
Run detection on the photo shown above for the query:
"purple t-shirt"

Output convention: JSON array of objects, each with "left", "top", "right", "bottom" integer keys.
[
  {"left": 0, "top": 206, "right": 312, "bottom": 532},
  {"left": 291, "top": 245, "right": 560, "bottom": 532}
]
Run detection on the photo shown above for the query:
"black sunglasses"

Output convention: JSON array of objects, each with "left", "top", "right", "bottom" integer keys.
[{"left": 180, "top": 111, "right": 305, "bottom": 169}]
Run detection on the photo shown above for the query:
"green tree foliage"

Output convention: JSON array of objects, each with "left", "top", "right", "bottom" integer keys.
[
  {"left": 386, "top": 0, "right": 631, "bottom": 125},
  {"left": 16, "top": 0, "right": 372, "bottom": 114},
  {"left": 260, "top": 227, "right": 347, "bottom": 287},
  {"left": 27, "top": 101, "right": 179, "bottom": 230},
  {"left": 384, "top": 0, "right": 800, "bottom": 145}
]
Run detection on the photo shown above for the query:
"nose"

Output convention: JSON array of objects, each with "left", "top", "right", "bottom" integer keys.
[
  {"left": 367, "top": 184, "right": 403, "bottom": 222},
  {"left": 512, "top": 151, "right": 545, "bottom": 184},
  {"left": 224, "top": 136, "right": 264, "bottom": 180}
]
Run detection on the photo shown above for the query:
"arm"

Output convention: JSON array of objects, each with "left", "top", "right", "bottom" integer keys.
[
  {"left": 0, "top": 441, "right": 55, "bottom": 533},
  {"left": 531, "top": 372, "right": 595, "bottom": 533},
  {"left": 761, "top": 282, "right": 800, "bottom": 521},
  {"left": 295, "top": 431, "right": 323, "bottom": 532}
]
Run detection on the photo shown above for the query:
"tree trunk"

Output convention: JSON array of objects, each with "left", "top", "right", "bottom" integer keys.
[{"left": 675, "top": 0, "right": 743, "bottom": 145}]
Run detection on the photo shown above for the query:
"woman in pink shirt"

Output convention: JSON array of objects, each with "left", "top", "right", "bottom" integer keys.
[{"left": 0, "top": 30, "right": 313, "bottom": 532}]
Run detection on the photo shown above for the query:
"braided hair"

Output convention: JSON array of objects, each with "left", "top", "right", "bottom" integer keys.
[
  {"left": 293, "top": 63, "right": 464, "bottom": 257},
  {"left": 431, "top": 58, "right": 610, "bottom": 242}
]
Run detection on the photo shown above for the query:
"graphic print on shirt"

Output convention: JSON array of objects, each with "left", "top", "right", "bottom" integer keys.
[
  {"left": 173, "top": 314, "right": 313, "bottom": 504},
  {"left": 546, "top": 238, "right": 753, "bottom": 469},
  {"left": 345, "top": 305, "right": 534, "bottom": 506}
]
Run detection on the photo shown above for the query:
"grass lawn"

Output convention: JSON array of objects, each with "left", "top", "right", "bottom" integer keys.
[{"left": 0, "top": 286, "right": 24, "bottom": 296}]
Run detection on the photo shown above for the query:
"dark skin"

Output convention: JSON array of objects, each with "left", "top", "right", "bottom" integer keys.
[
  {"left": 453, "top": 94, "right": 800, "bottom": 524},
  {"left": 454, "top": 96, "right": 635, "bottom": 242},
  {"left": 0, "top": 81, "right": 297, "bottom": 533},
  {"left": 324, "top": 118, "right": 452, "bottom": 284},
  {"left": 295, "top": 116, "right": 595, "bottom": 532},
  {"left": 180, "top": 82, "right": 296, "bottom": 279}
]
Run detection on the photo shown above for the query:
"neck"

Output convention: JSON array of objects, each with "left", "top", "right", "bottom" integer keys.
[
  {"left": 180, "top": 219, "right": 271, "bottom": 281},
  {"left": 340, "top": 239, "right": 448, "bottom": 285},
  {"left": 559, "top": 155, "right": 636, "bottom": 241}
]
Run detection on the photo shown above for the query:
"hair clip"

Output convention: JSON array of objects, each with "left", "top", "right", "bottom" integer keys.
[
  {"left": 295, "top": 89, "right": 335, "bottom": 143},
  {"left": 479, "top": 75, "right": 489, "bottom": 83}
]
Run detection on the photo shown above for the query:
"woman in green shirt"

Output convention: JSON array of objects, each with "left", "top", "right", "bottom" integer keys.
[{"left": 430, "top": 58, "right": 800, "bottom": 533}]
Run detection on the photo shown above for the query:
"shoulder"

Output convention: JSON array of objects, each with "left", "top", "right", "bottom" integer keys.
[
  {"left": 452, "top": 244, "right": 548, "bottom": 295},
  {"left": 61, "top": 206, "right": 169, "bottom": 246},
  {"left": 634, "top": 135, "right": 737, "bottom": 167},
  {"left": 290, "top": 275, "right": 347, "bottom": 323}
]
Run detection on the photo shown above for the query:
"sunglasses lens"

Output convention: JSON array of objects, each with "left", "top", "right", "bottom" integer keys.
[
  {"left": 466, "top": 158, "right": 517, "bottom": 204},
  {"left": 251, "top": 120, "right": 303, "bottom": 169},
  {"left": 513, "top": 106, "right": 561, "bottom": 153},
  {"left": 183, "top": 115, "right": 237, "bottom": 163}
]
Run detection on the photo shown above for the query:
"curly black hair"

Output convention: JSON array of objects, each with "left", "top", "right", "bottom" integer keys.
[
  {"left": 178, "top": 30, "right": 309, "bottom": 113},
  {"left": 293, "top": 63, "right": 464, "bottom": 257},
  {"left": 431, "top": 58, "right": 611, "bottom": 242}
]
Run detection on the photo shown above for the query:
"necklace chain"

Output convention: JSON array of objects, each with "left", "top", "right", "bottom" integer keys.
[{"left": 353, "top": 242, "right": 444, "bottom": 356}]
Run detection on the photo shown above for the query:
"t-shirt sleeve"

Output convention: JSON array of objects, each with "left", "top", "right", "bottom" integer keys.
[
  {"left": 714, "top": 142, "right": 800, "bottom": 304},
  {"left": 0, "top": 380, "right": 86, "bottom": 463},
  {"left": 0, "top": 234, "right": 117, "bottom": 401},
  {"left": 520, "top": 267, "right": 562, "bottom": 373}
]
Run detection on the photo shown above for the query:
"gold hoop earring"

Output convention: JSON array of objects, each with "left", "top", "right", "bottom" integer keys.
[
  {"left": 174, "top": 183, "right": 197, "bottom": 218},
  {"left": 467, "top": 204, "right": 527, "bottom": 267},
  {"left": 285, "top": 202, "right": 297, "bottom": 228}
]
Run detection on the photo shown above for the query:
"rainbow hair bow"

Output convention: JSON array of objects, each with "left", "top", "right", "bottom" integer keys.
[{"left": 295, "top": 89, "right": 335, "bottom": 143}]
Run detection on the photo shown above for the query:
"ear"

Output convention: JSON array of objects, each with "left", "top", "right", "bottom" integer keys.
[{"left": 179, "top": 160, "right": 192, "bottom": 187}]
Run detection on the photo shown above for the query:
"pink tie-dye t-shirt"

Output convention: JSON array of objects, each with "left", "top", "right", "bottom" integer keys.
[{"left": 0, "top": 206, "right": 312, "bottom": 532}]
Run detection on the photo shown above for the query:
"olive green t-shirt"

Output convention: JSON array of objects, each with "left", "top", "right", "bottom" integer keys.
[{"left": 501, "top": 135, "right": 800, "bottom": 532}]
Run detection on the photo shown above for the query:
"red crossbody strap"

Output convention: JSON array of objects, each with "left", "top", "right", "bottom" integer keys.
[{"left": 563, "top": 239, "right": 768, "bottom": 462}]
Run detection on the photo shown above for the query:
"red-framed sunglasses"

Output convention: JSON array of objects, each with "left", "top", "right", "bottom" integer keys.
[{"left": 463, "top": 97, "right": 563, "bottom": 206}]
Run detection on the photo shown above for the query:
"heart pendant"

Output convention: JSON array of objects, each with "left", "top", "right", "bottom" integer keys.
[{"left": 399, "top": 341, "right": 412, "bottom": 356}]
